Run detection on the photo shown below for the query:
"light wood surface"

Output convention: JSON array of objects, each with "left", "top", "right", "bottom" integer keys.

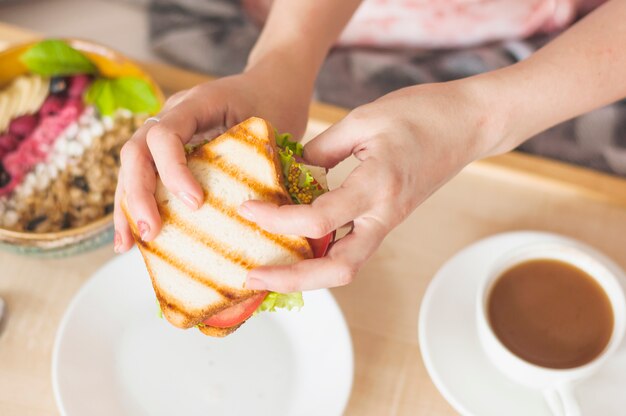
[{"left": 2, "top": 22, "right": 626, "bottom": 416}]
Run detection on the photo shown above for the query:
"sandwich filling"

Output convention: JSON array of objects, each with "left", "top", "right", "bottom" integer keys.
[
  {"left": 275, "top": 132, "right": 327, "bottom": 205},
  {"left": 253, "top": 132, "right": 329, "bottom": 314}
]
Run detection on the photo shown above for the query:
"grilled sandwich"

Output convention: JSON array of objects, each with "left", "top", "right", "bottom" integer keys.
[{"left": 123, "top": 117, "right": 330, "bottom": 337}]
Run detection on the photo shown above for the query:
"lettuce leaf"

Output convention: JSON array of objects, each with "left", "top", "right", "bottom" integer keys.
[
  {"left": 275, "top": 131, "right": 303, "bottom": 157},
  {"left": 156, "top": 300, "right": 164, "bottom": 319},
  {"left": 277, "top": 139, "right": 325, "bottom": 204},
  {"left": 300, "top": 170, "right": 315, "bottom": 188},
  {"left": 252, "top": 131, "right": 330, "bottom": 316},
  {"left": 257, "top": 291, "right": 304, "bottom": 313},
  {"left": 184, "top": 140, "right": 209, "bottom": 154},
  {"left": 278, "top": 146, "right": 295, "bottom": 178}
]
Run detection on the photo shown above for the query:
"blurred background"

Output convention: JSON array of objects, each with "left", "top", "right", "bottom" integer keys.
[
  {"left": 2, "top": 0, "right": 625, "bottom": 177},
  {"left": 0, "top": 0, "right": 156, "bottom": 61}
]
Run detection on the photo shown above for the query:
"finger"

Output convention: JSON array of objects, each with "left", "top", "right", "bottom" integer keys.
[
  {"left": 162, "top": 88, "right": 242, "bottom": 136},
  {"left": 119, "top": 136, "right": 161, "bottom": 241},
  {"left": 303, "top": 112, "right": 367, "bottom": 168},
  {"left": 246, "top": 216, "right": 386, "bottom": 291},
  {"left": 146, "top": 102, "right": 204, "bottom": 209},
  {"left": 162, "top": 89, "right": 189, "bottom": 112},
  {"left": 239, "top": 164, "right": 371, "bottom": 238},
  {"left": 118, "top": 87, "right": 233, "bottom": 240},
  {"left": 113, "top": 168, "right": 134, "bottom": 253}
]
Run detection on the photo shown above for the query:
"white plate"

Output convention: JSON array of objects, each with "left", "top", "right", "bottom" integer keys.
[
  {"left": 52, "top": 249, "right": 353, "bottom": 416},
  {"left": 419, "top": 231, "right": 626, "bottom": 416}
]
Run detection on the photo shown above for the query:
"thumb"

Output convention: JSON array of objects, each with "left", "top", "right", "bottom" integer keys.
[{"left": 303, "top": 114, "right": 362, "bottom": 168}]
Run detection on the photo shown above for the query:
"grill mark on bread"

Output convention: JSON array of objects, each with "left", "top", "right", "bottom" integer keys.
[
  {"left": 194, "top": 121, "right": 287, "bottom": 204},
  {"left": 195, "top": 147, "right": 290, "bottom": 206},
  {"left": 158, "top": 288, "right": 257, "bottom": 330},
  {"left": 207, "top": 124, "right": 273, "bottom": 160},
  {"left": 139, "top": 253, "right": 197, "bottom": 328},
  {"left": 137, "top": 239, "right": 247, "bottom": 300},
  {"left": 189, "top": 119, "right": 312, "bottom": 260},
  {"left": 126, "top": 200, "right": 260, "bottom": 329},
  {"left": 135, "top": 243, "right": 194, "bottom": 323},
  {"left": 153, "top": 287, "right": 194, "bottom": 323},
  {"left": 153, "top": 275, "right": 258, "bottom": 329},
  {"left": 160, "top": 205, "right": 260, "bottom": 270},
  {"left": 200, "top": 193, "right": 312, "bottom": 260}
]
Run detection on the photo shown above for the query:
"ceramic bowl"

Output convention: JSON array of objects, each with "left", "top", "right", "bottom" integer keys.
[{"left": 0, "top": 38, "right": 164, "bottom": 257}]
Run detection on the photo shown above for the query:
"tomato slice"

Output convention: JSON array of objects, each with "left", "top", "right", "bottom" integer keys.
[
  {"left": 202, "top": 232, "right": 334, "bottom": 329},
  {"left": 203, "top": 292, "right": 267, "bottom": 328},
  {"left": 308, "top": 231, "right": 334, "bottom": 258}
]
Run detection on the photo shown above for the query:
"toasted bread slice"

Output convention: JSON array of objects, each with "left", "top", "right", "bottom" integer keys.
[
  {"left": 123, "top": 117, "right": 313, "bottom": 335},
  {"left": 197, "top": 323, "right": 243, "bottom": 338}
]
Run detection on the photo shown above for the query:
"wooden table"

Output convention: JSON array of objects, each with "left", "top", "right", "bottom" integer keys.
[{"left": 2, "top": 22, "right": 626, "bottom": 416}]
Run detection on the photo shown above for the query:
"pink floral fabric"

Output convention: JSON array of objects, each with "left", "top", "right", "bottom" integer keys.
[
  {"left": 244, "top": 0, "right": 606, "bottom": 49},
  {"left": 150, "top": 0, "right": 626, "bottom": 177}
]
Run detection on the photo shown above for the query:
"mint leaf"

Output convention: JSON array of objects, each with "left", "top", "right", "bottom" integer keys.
[
  {"left": 84, "top": 77, "right": 160, "bottom": 116},
  {"left": 110, "top": 77, "right": 160, "bottom": 114},
  {"left": 20, "top": 39, "right": 96, "bottom": 76},
  {"left": 85, "top": 79, "right": 115, "bottom": 115}
]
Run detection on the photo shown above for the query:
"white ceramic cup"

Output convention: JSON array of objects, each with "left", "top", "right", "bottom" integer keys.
[{"left": 476, "top": 241, "right": 626, "bottom": 416}]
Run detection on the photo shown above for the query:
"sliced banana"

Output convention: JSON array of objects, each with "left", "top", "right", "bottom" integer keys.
[
  {"left": 34, "top": 77, "right": 50, "bottom": 114},
  {"left": 17, "top": 76, "right": 34, "bottom": 117},
  {"left": 0, "top": 75, "right": 50, "bottom": 134},
  {"left": 0, "top": 93, "right": 9, "bottom": 133}
]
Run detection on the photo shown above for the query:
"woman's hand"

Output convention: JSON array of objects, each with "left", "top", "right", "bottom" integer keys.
[
  {"left": 241, "top": 81, "right": 504, "bottom": 292},
  {"left": 113, "top": 64, "right": 312, "bottom": 253}
]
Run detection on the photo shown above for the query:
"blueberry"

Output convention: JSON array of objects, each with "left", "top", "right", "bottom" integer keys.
[
  {"left": 0, "top": 163, "right": 10, "bottom": 188},
  {"left": 71, "top": 176, "right": 89, "bottom": 192},
  {"left": 26, "top": 215, "right": 47, "bottom": 232},
  {"left": 50, "top": 77, "right": 68, "bottom": 95},
  {"left": 61, "top": 213, "right": 72, "bottom": 230}
]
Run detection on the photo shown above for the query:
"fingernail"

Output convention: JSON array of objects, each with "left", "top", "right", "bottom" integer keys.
[
  {"left": 138, "top": 221, "right": 150, "bottom": 241},
  {"left": 113, "top": 231, "right": 122, "bottom": 253},
  {"left": 238, "top": 204, "right": 254, "bottom": 221},
  {"left": 178, "top": 192, "right": 199, "bottom": 210},
  {"left": 246, "top": 277, "right": 266, "bottom": 290}
]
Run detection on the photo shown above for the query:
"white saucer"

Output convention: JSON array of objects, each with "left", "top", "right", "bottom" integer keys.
[
  {"left": 52, "top": 249, "right": 353, "bottom": 416},
  {"left": 418, "top": 231, "right": 626, "bottom": 416}
]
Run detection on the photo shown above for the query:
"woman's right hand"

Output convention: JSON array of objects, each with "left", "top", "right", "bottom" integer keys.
[
  {"left": 113, "top": 66, "right": 313, "bottom": 253},
  {"left": 241, "top": 80, "right": 505, "bottom": 292}
]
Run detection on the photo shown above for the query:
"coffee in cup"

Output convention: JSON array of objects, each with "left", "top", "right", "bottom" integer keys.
[
  {"left": 477, "top": 241, "right": 626, "bottom": 416},
  {"left": 487, "top": 258, "right": 613, "bottom": 369}
]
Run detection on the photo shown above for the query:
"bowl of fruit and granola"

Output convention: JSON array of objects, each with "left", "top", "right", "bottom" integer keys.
[{"left": 0, "top": 39, "right": 164, "bottom": 256}]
